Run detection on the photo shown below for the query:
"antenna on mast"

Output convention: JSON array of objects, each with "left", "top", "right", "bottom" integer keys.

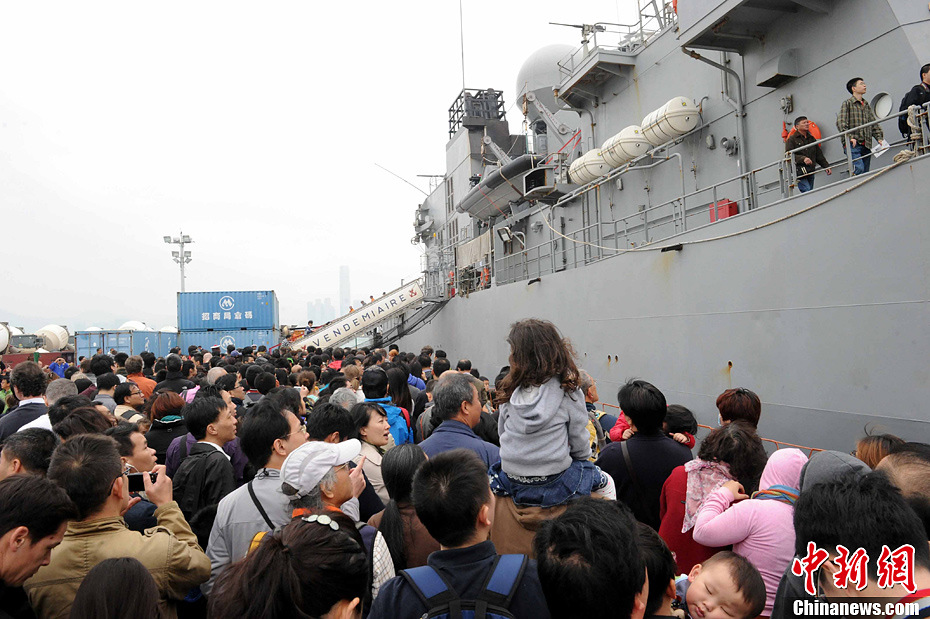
[
  {"left": 459, "top": 0, "right": 466, "bottom": 92},
  {"left": 549, "top": 22, "right": 607, "bottom": 47},
  {"left": 374, "top": 163, "right": 429, "bottom": 196}
]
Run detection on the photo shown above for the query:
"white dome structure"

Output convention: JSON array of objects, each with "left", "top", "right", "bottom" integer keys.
[
  {"left": 35, "top": 325, "right": 69, "bottom": 351},
  {"left": 118, "top": 320, "right": 150, "bottom": 332},
  {"left": 84, "top": 326, "right": 103, "bottom": 332},
  {"left": 0, "top": 324, "right": 11, "bottom": 354},
  {"left": 159, "top": 326, "right": 178, "bottom": 333},
  {"left": 515, "top": 44, "right": 575, "bottom": 113}
]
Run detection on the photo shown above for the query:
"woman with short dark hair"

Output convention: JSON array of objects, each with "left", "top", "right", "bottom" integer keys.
[{"left": 716, "top": 387, "right": 762, "bottom": 427}]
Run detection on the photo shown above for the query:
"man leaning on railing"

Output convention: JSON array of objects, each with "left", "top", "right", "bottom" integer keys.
[{"left": 785, "top": 116, "right": 831, "bottom": 193}]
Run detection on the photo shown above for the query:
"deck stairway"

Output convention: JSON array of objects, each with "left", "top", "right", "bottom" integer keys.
[{"left": 289, "top": 280, "right": 425, "bottom": 350}]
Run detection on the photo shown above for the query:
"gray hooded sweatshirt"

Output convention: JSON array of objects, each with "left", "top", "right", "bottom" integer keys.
[{"left": 498, "top": 377, "right": 592, "bottom": 477}]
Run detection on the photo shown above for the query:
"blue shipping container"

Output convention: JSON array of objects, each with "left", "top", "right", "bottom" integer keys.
[
  {"left": 177, "top": 291, "right": 279, "bottom": 331},
  {"left": 178, "top": 329, "right": 279, "bottom": 352},
  {"left": 160, "top": 331, "right": 177, "bottom": 356},
  {"left": 75, "top": 331, "right": 176, "bottom": 359}
]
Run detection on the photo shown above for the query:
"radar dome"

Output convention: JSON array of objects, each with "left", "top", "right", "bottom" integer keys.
[
  {"left": 118, "top": 321, "right": 150, "bottom": 331},
  {"left": 515, "top": 44, "right": 574, "bottom": 113}
]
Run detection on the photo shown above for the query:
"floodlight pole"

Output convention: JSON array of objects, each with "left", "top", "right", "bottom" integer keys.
[{"left": 164, "top": 232, "right": 194, "bottom": 292}]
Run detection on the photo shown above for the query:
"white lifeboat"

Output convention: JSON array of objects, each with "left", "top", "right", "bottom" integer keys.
[
  {"left": 568, "top": 149, "right": 612, "bottom": 185},
  {"left": 641, "top": 96, "right": 700, "bottom": 146},
  {"left": 601, "top": 125, "right": 651, "bottom": 167}
]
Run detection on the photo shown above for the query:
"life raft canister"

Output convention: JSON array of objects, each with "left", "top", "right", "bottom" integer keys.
[{"left": 784, "top": 120, "right": 822, "bottom": 142}]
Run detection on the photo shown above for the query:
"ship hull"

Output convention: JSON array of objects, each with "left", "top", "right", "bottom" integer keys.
[{"left": 399, "top": 155, "right": 930, "bottom": 453}]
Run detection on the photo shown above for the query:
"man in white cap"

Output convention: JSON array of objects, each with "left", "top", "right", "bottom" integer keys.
[
  {"left": 281, "top": 439, "right": 365, "bottom": 518},
  {"left": 281, "top": 439, "right": 396, "bottom": 602}
]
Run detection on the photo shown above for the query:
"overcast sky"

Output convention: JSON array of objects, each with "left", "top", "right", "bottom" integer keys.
[{"left": 1, "top": 0, "right": 635, "bottom": 334}]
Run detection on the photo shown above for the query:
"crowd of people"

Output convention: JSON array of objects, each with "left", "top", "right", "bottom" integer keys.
[{"left": 0, "top": 318, "right": 928, "bottom": 619}]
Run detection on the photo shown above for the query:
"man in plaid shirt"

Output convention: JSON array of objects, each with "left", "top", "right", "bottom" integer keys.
[{"left": 837, "top": 77, "right": 884, "bottom": 175}]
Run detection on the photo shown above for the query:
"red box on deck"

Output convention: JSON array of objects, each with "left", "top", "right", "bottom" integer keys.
[{"left": 710, "top": 199, "right": 739, "bottom": 222}]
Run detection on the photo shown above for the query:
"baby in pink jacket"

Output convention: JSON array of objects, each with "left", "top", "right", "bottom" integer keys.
[{"left": 692, "top": 448, "right": 808, "bottom": 618}]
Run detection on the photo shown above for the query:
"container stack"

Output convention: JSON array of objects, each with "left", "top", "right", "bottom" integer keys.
[
  {"left": 177, "top": 291, "right": 280, "bottom": 352},
  {"left": 75, "top": 329, "right": 177, "bottom": 359}
]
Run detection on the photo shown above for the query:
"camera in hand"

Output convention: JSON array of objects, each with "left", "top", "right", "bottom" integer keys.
[{"left": 127, "top": 472, "right": 158, "bottom": 492}]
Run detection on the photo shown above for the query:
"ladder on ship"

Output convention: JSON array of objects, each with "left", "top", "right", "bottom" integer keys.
[{"left": 289, "top": 280, "right": 426, "bottom": 350}]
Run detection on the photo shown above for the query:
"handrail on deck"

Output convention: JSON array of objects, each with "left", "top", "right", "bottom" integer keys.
[
  {"left": 784, "top": 101, "right": 930, "bottom": 186},
  {"left": 598, "top": 402, "right": 823, "bottom": 457},
  {"left": 489, "top": 103, "right": 929, "bottom": 286}
]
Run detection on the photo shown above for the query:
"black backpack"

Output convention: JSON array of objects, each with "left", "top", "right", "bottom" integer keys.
[
  {"left": 899, "top": 84, "right": 930, "bottom": 137},
  {"left": 899, "top": 95, "right": 912, "bottom": 138},
  {"left": 400, "top": 554, "right": 527, "bottom": 619}
]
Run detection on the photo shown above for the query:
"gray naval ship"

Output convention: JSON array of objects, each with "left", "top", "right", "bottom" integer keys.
[{"left": 300, "top": 0, "right": 930, "bottom": 452}]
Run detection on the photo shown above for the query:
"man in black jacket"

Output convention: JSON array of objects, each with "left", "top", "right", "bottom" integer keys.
[
  {"left": 0, "top": 362, "right": 48, "bottom": 441},
  {"left": 172, "top": 396, "right": 237, "bottom": 546},
  {"left": 595, "top": 380, "right": 692, "bottom": 530},
  {"left": 899, "top": 63, "right": 930, "bottom": 139},
  {"left": 154, "top": 355, "right": 195, "bottom": 394}
]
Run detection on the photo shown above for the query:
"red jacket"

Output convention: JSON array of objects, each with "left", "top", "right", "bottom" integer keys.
[
  {"left": 608, "top": 415, "right": 631, "bottom": 442},
  {"left": 609, "top": 415, "right": 694, "bottom": 448},
  {"left": 658, "top": 465, "right": 727, "bottom": 574}
]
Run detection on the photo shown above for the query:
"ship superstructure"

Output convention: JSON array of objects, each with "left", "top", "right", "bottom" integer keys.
[{"left": 388, "top": 0, "right": 930, "bottom": 452}]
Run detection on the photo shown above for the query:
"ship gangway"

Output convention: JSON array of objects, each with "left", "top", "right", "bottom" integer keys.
[{"left": 289, "top": 280, "right": 426, "bottom": 350}]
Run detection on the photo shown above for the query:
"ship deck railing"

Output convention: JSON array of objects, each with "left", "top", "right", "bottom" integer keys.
[
  {"left": 491, "top": 103, "right": 930, "bottom": 286},
  {"left": 598, "top": 402, "right": 824, "bottom": 457},
  {"left": 556, "top": 5, "right": 678, "bottom": 82}
]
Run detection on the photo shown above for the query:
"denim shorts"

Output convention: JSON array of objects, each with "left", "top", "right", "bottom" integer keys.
[{"left": 490, "top": 459, "right": 607, "bottom": 508}]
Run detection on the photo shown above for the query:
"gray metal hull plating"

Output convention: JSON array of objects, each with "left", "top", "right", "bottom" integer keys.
[
  {"left": 398, "top": 0, "right": 930, "bottom": 453},
  {"left": 399, "top": 156, "right": 930, "bottom": 453}
]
